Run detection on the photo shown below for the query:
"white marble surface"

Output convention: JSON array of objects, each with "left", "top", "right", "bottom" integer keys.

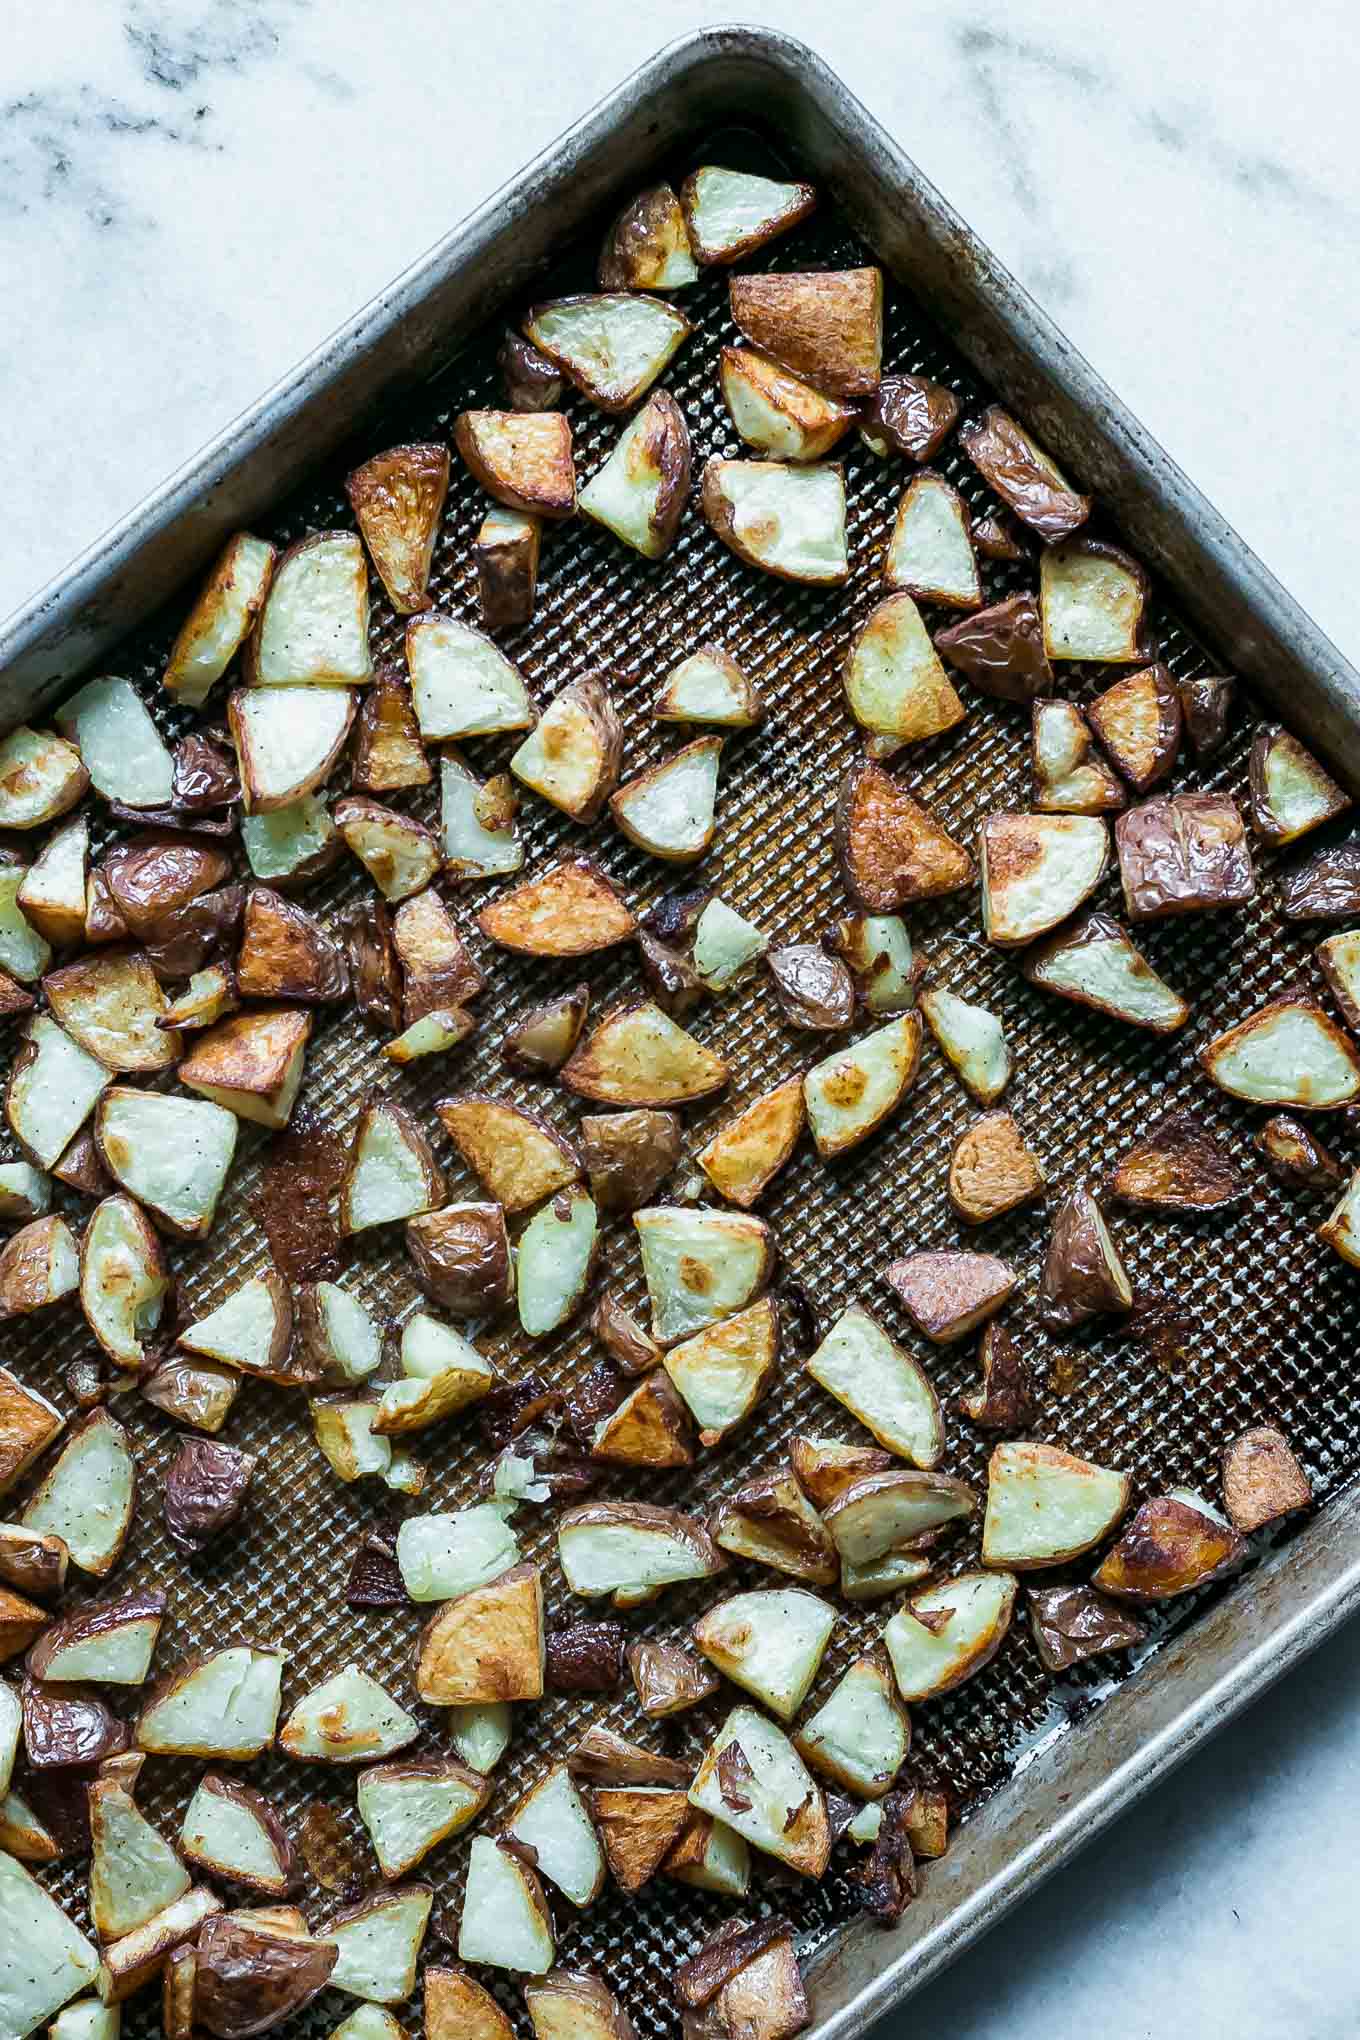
[{"left": 4, "top": 2, "right": 1360, "bottom": 2033}]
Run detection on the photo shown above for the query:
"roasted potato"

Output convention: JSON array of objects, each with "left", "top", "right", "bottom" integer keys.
[
  {"left": 162, "top": 531, "right": 275, "bottom": 706},
  {"left": 960, "top": 1321, "right": 1036, "bottom": 1432},
  {"left": 1022, "top": 913, "right": 1189, "bottom": 1032},
  {"left": 179, "top": 1008, "right": 312, "bottom": 1128},
  {"left": 237, "top": 887, "right": 347, "bottom": 1003},
  {"left": 458, "top": 1834, "right": 555, "bottom": 1975},
  {"left": 511, "top": 674, "right": 623, "bottom": 825},
  {"left": 1030, "top": 699, "right": 1126, "bottom": 814},
  {"left": 835, "top": 761, "right": 973, "bottom": 911},
  {"left": 710, "top": 1471, "right": 837, "bottom": 1586},
  {"left": 437, "top": 1094, "right": 579, "bottom": 1214},
  {"left": 1249, "top": 723, "right": 1351, "bottom": 845},
  {"left": 948, "top": 1111, "right": 1045, "bottom": 1224},
  {"left": 440, "top": 751, "right": 523, "bottom": 884},
  {"left": 230, "top": 685, "right": 356, "bottom": 812},
  {"left": 21, "top": 1408, "right": 135, "bottom": 1575},
  {"left": 81, "top": 1197, "right": 172, "bottom": 1372},
  {"left": 1040, "top": 537, "right": 1150, "bottom": 663},
  {"left": 163, "top": 1439, "right": 255, "bottom": 1553},
  {"left": 653, "top": 647, "right": 764, "bottom": 729},
  {"left": 1037, "top": 1190, "right": 1133, "bottom": 1331},
  {"left": 455, "top": 409, "right": 576, "bottom": 520},
  {"left": 627, "top": 1638, "right": 720, "bottom": 1718},
  {"left": 981, "top": 1440, "right": 1130, "bottom": 1568},
  {"left": 244, "top": 530, "right": 372, "bottom": 688},
  {"left": 599, "top": 181, "right": 698, "bottom": 289},
  {"left": 503, "top": 985, "right": 589, "bottom": 1076},
  {"left": 341, "top": 1096, "right": 445, "bottom": 1233},
  {"left": 701, "top": 459, "right": 848, "bottom": 585},
  {"left": 0, "top": 726, "right": 88, "bottom": 832},
  {"left": 1115, "top": 792, "right": 1254, "bottom": 919},
  {"left": 843, "top": 593, "right": 965, "bottom": 754},
  {"left": 56, "top": 675, "right": 174, "bottom": 809},
  {"left": 406, "top": 615, "right": 537, "bottom": 742},
  {"left": 580, "top": 390, "right": 691, "bottom": 559},
  {"left": 861, "top": 372, "right": 959, "bottom": 462},
  {"left": 958, "top": 406, "right": 1090, "bottom": 542},
  {"left": 479, "top": 858, "right": 635, "bottom": 958},
  {"left": 882, "top": 1570, "right": 1017, "bottom": 1701},
  {"left": 804, "top": 1014, "right": 922, "bottom": 1158},
  {"left": 16, "top": 816, "right": 88, "bottom": 947},
  {"left": 1200, "top": 995, "right": 1360, "bottom": 1109},
  {"left": 611, "top": 738, "right": 722, "bottom": 861},
  {"left": 728, "top": 268, "right": 881, "bottom": 399},
  {"left": 689, "top": 1705, "right": 829, "bottom": 1878},
  {"left": 979, "top": 812, "right": 1108, "bottom": 946},
  {"left": 1221, "top": 1426, "right": 1312, "bottom": 1532},
  {"left": 499, "top": 330, "right": 564, "bottom": 410},
  {"left": 1092, "top": 1491, "right": 1245, "bottom": 1600},
  {"left": 406, "top": 1202, "right": 513, "bottom": 1316},
  {"left": 416, "top": 1561, "right": 544, "bottom": 1704},
  {"left": 1107, "top": 1109, "right": 1246, "bottom": 1212},
  {"left": 805, "top": 1302, "right": 944, "bottom": 1463},
  {"left": 345, "top": 442, "right": 449, "bottom": 613},
  {"left": 1254, "top": 1113, "right": 1342, "bottom": 1190},
  {"left": 473, "top": 509, "right": 540, "bottom": 635},
  {"left": 523, "top": 296, "right": 692, "bottom": 413},
  {"left": 1026, "top": 1583, "right": 1147, "bottom": 1672},
  {"left": 698, "top": 1077, "right": 805, "bottom": 1207},
  {"left": 663, "top": 1297, "right": 780, "bottom": 1447},
  {"left": 883, "top": 471, "right": 980, "bottom": 609},
  {"left": 680, "top": 166, "right": 815, "bottom": 264},
  {"left": 936, "top": 592, "right": 1052, "bottom": 702},
  {"left": 351, "top": 665, "right": 432, "bottom": 794},
  {"left": 0, "top": 1213, "right": 78, "bottom": 1316},
  {"left": 719, "top": 347, "right": 854, "bottom": 463},
  {"left": 558, "top": 1501, "right": 724, "bottom": 1610},
  {"left": 564, "top": 1001, "right": 728, "bottom": 1108},
  {"left": 1178, "top": 673, "right": 1235, "bottom": 757},
  {"left": 883, "top": 1249, "right": 1015, "bottom": 1344}
]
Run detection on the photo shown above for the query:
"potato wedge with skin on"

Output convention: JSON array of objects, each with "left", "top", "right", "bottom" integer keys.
[
  {"left": 80, "top": 1197, "right": 172, "bottom": 1373},
  {"left": 0, "top": 1522, "right": 67, "bottom": 1597},
  {"left": 237, "top": 887, "right": 346, "bottom": 1003},
  {"left": 935, "top": 592, "right": 1052, "bottom": 703},
  {"left": 656, "top": 1298, "right": 776, "bottom": 1452},
  {"left": 135, "top": 1644, "right": 285, "bottom": 1761},
  {"left": 918, "top": 986, "right": 1011, "bottom": 1103},
  {"left": 427, "top": 1967, "right": 514, "bottom": 2040},
  {"left": 1031, "top": 699, "right": 1126, "bottom": 814},
  {"left": 693, "top": 1589, "right": 835, "bottom": 1721},
  {"left": 0, "top": 1158, "right": 50, "bottom": 1222},
  {"left": 480, "top": 857, "right": 635, "bottom": 958},
  {"left": 1317, "top": 927, "right": 1360, "bottom": 1034},
  {"left": 340, "top": 1097, "right": 445, "bottom": 1234},
  {"left": 162, "top": 532, "right": 275, "bottom": 706},
  {"left": 835, "top": 761, "right": 973, "bottom": 912},
  {"left": 1092, "top": 1491, "right": 1246, "bottom": 1601},
  {"left": 190, "top": 1909, "right": 332, "bottom": 2027},
  {"left": 524, "top": 293, "right": 692, "bottom": 413},
  {"left": 701, "top": 459, "right": 848, "bottom": 585},
  {"left": 88, "top": 1753, "right": 191, "bottom": 1940},
  {"left": 1255, "top": 1113, "right": 1342, "bottom": 1190},
  {"left": 19, "top": 1408, "right": 134, "bottom": 1576},
  {"left": 0, "top": 726, "right": 88, "bottom": 831},
  {"left": 1317, "top": 1167, "right": 1360, "bottom": 1263},
  {"left": 805, "top": 1303, "right": 944, "bottom": 1466},
  {"left": 628, "top": 1639, "right": 719, "bottom": 1718},
  {"left": 948, "top": 1111, "right": 1045, "bottom": 1225},
  {"left": 884, "top": 1251, "right": 1015, "bottom": 1345},
  {"left": 829, "top": 915, "right": 919, "bottom": 1015},
  {"left": 593, "top": 1292, "right": 663, "bottom": 1379},
  {"left": 416, "top": 1562, "right": 545, "bottom": 1705},
  {"left": 322, "top": 1884, "right": 433, "bottom": 2005},
  {"left": 97, "top": 1886, "right": 224, "bottom": 2006},
  {"left": 140, "top": 1356, "right": 240, "bottom": 1436},
  {"left": 350, "top": 666, "right": 431, "bottom": 797},
  {"left": 517, "top": 1187, "right": 598, "bottom": 1338},
  {"left": 684, "top": 1931, "right": 809, "bottom": 2040},
  {"left": 589, "top": 1786, "right": 692, "bottom": 1893},
  {"left": 180, "top": 1773, "right": 295, "bottom": 1896},
  {"left": 654, "top": 647, "right": 764, "bottom": 729},
  {"left": 0, "top": 1852, "right": 101, "bottom": 2031},
  {"left": 345, "top": 442, "right": 449, "bottom": 614},
  {"left": 1201, "top": 995, "right": 1360, "bottom": 1109},
  {"left": 882, "top": 1569, "right": 1018, "bottom": 1701},
  {"left": 719, "top": 347, "right": 854, "bottom": 463},
  {"left": 356, "top": 1758, "right": 489, "bottom": 1882},
  {"left": 688, "top": 1706, "right": 829, "bottom": 1879},
  {"left": 405, "top": 1203, "right": 513, "bottom": 1317},
  {"left": 510, "top": 675, "right": 623, "bottom": 826},
  {"left": 1022, "top": 913, "right": 1189, "bottom": 1032},
  {"left": 1179, "top": 672, "right": 1235, "bottom": 757},
  {"left": 474, "top": 507, "right": 541, "bottom": 638},
  {"left": 391, "top": 886, "right": 483, "bottom": 1018},
  {"left": 794, "top": 1653, "right": 909, "bottom": 1799},
  {"left": 557, "top": 1503, "right": 724, "bottom": 1609},
  {"left": 313, "top": 1398, "right": 419, "bottom": 1489},
  {"left": 455, "top": 409, "right": 576, "bottom": 520},
  {"left": 280, "top": 1667, "right": 417, "bottom": 1764},
  {"left": 0, "top": 1585, "right": 48, "bottom": 1663},
  {"left": 698, "top": 1078, "right": 805, "bottom": 1208},
  {"left": 526, "top": 1972, "right": 640, "bottom": 2040},
  {"left": 610, "top": 737, "right": 722, "bottom": 861},
  {"left": 458, "top": 1835, "right": 555, "bottom": 1976},
  {"left": 292, "top": 1283, "right": 381, "bottom": 1389},
  {"left": 178, "top": 1007, "right": 311, "bottom": 1128},
  {"left": 1248, "top": 724, "right": 1350, "bottom": 845},
  {"left": 396, "top": 1504, "right": 518, "bottom": 1603},
  {"left": 0, "top": 1365, "right": 64, "bottom": 1499},
  {"left": 503, "top": 986, "right": 589, "bottom": 1078},
  {"left": 1039, "top": 538, "right": 1150, "bottom": 663},
  {"left": 710, "top": 1472, "right": 837, "bottom": 1586},
  {"left": 506, "top": 1762, "right": 606, "bottom": 1908},
  {"left": 1280, "top": 837, "right": 1360, "bottom": 921},
  {"left": 958, "top": 406, "right": 1090, "bottom": 543},
  {"left": 163, "top": 1439, "right": 254, "bottom": 1554},
  {"left": 981, "top": 1441, "right": 1131, "bottom": 1568},
  {"left": 43, "top": 947, "right": 180, "bottom": 1075},
  {"left": 1116, "top": 791, "right": 1255, "bottom": 920},
  {"left": 437, "top": 1094, "right": 579, "bottom": 1215},
  {"left": 241, "top": 794, "right": 341, "bottom": 889},
  {"left": 439, "top": 752, "right": 522, "bottom": 889},
  {"left": 95, "top": 1089, "right": 237, "bottom": 1243},
  {"left": 960, "top": 1322, "right": 1036, "bottom": 1432},
  {"left": 591, "top": 1370, "right": 694, "bottom": 1469},
  {"left": 822, "top": 1467, "right": 974, "bottom": 1566},
  {"left": 406, "top": 616, "right": 537, "bottom": 743},
  {"left": 29, "top": 1588, "right": 166, "bottom": 1685},
  {"left": 788, "top": 1436, "right": 892, "bottom": 1512},
  {"left": 843, "top": 593, "right": 965, "bottom": 754},
  {"left": 1221, "top": 1426, "right": 1312, "bottom": 1533},
  {"left": 564, "top": 1000, "right": 728, "bottom": 1107},
  {"left": 243, "top": 531, "right": 372, "bottom": 687},
  {"left": 680, "top": 166, "right": 815, "bottom": 264},
  {"left": 599, "top": 181, "right": 698, "bottom": 290},
  {"left": 1107, "top": 1109, "right": 1246, "bottom": 1213},
  {"left": 580, "top": 390, "right": 691, "bottom": 559},
  {"left": 17, "top": 816, "right": 89, "bottom": 948},
  {"left": 728, "top": 268, "right": 881, "bottom": 400},
  {"left": 567, "top": 1725, "right": 693, "bottom": 1789},
  {"left": 0, "top": 1213, "right": 78, "bottom": 1316},
  {"left": 861, "top": 372, "right": 960, "bottom": 463},
  {"left": 635, "top": 1205, "right": 773, "bottom": 1345},
  {"left": 180, "top": 1268, "right": 295, "bottom": 1383},
  {"left": 1037, "top": 1190, "right": 1132, "bottom": 1331},
  {"left": 692, "top": 898, "right": 769, "bottom": 992},
  {"left": 979, "top": 811, "right": 1109, "bottom": 947},
  {"left": 373, "top": 1314, "right": 495, "bottom": 1437},
  {"left": 56, "top": 675, "right": 174, "bottom": 810},
  {"left": 1026, "top": 1584, "right": 1147, "bottom": 1673},
  {"left": 803, "top": 1013, "right": 922, "bottom": 1160},
  {"left": 158, "top": 965, "right": 238, "bottom": 1034},
  {"left": 1087, "top": 663, "right": 1182, "bottom": 792},
  {"left": 883, "top": 472, "right": 981, "bottom": 609},
  {"left": 230, "top": 685, "right": 355, "bottom": 814},
  {"left": 334, "top": 797, "right": 440, "bottom": 904},
  {"left": 0, "top": 871, "right": 50, "bottom": 990}
]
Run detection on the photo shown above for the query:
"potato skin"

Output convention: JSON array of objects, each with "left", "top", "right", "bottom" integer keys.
[
  {"left": 936, "top": 593, "right": 1051, "bottom": 700},
  {"left": 405, "top": 1203, "right": 513, "bottom": 1316},
  {"left": 580, "top": 1110, "right": 682, "bottom": 1212},
  {"left": 861, "top": 373, "right": 959, "bottom": 461},
  {"left": 1026, "top": 1584, "right": 1146, "bottom": 1672},
  {"left": 1116, "top": 793, "right": 1254, "bottom": 919},
  {"left": 959, "top": 406, "right": 1090, "bottom": 542},
  {"left": 194, "top": 1914, "right": 336, "bottom": 2037},
  {"left": 835, "top": 762, "right": 973, "bottom": 912},
  {"left": 163, "top": 1439, "right": 255, "bottom": 1552}
]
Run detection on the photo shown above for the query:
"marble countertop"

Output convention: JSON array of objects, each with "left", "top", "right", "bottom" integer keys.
[{"left": 5, "top": 3, "right": 1360, "bottom": 2035}]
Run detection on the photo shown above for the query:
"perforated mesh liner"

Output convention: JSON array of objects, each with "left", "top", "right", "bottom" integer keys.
[{"left": 13, "top": 129, "right": 1359, "bottom": 2038}]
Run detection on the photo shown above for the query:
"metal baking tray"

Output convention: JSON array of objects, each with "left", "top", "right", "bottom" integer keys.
[{"left": 5, "top": 26, "right": 1360, "bottom": 2040}]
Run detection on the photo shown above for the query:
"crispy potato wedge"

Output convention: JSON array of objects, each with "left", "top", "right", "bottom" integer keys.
[
  {"left": 6, "top": 1015, "right": 111, "bottom": 1169},
  {"left": 835, "top": 761, "right": 973, "bottom": 912},
  {"left": 1022, "top": 912, "right": 1189, "bottom": 1032},
  {"left": 698, "top": 1077, "right": 804, "bottom": 1208},
  {"left": 654, "top": 646, "right": 763, "bottom": 729},
  {"left": 480, "top": 858, "right": 635, "bottom": 958},
  {"left": 503, "top": 986, "right": 590, "bottom": 1077},
  {"left": 237, "top": 888, "right": 346, "bottom": 1003},
  {"left": 1248, "top": 723, "right": 1350, "bottom": 845},
  {"left": 563, "top": 1000, "right": 727, "bottom": 1106},
  {"left": 882, "top": 1569, "right": 1017, "bottom": 1701},
  {"left": 1255, "top": 1113, "right": 1342, "bottom": 1190},
  {"left": 43, "top": 948, "right": 178, "bottom": 1073},
  {"left": 473, "top": 508, "right": 540, "bottom": 636},
  {"left": 1031, "top": 698, "right": 1126, "bottom": 814},
  {"left": 406, "top": 1203, "right": 513, "bottom": 1316},
  {"left": 884, "top": 1251, "right": 1015, "bottom": 1345},
  {"left": 345, "top": 443, "right": 449, "bottom": 613},
  {"left": 1092, "top": 1491, "right": 1246, "bottom": 1600},
  {"left": 918, "top": 986, "right": 1011, "bottom": 1104},
  {"left": 523, "top": 295, "right": 692, "bottom": 413},
  {"left": 844, "top": 594, "right": 965, "bottom": 755},
  {"left": 454, "top": 410, "right": 575, "bottom": 521},
  {"left": 1039, "top": 538, "right": 1150, "bottom": 663},
  {"left": 517, "top": 1187, "right": 598, "bottom": 1337},
  {"left": 1221, "top": 1426, "right": 1312, "bottom": 1533},
  {"left": 390, "top": 887, "right": 483, "bottom": 1018},
  {"left": 557, "top": 1503, "right": 724, "bottom": 1609},
  {"left": 958, "top": 406, "right": 1090, "bottom": 543},
  {"left": 591, "top": 1370, "right": 694, "bottom": 1469},
  {"left": 356, "top": 1757, "right": 489, "bottom": 1882},
  {"left": 663, "top": 1296, "right": 780, "bottom": 1446},
  {"left": 590, "top": 1786, "right": 692, "bottom": 1892},
  {"left": 937, "top": 593, "right": 1052, "bottom": 702},
  {"left": 180, "top": 1772, "right": 294, "bottom": 1895},
  {"left": 701, "top": 459, "right": 848, "bottom": 584},
  {"left": 861, "top": 371, "right": 960, "bottom": 462},
  {"left": 526, "top": 1971, "right": 640, "bottom": 2040},
  {"left": 688, "top": 1706, "right": 829, "bottom": 1878},
  {"left": 794, "top": 1653, "right": 908, "bottom": 1799},
  {"left": 230, "top": 685, "right": 355, "bottom": 813},
  {"left": 635, "top": 1205, "right": 772, "bottom": 1344},
  {"left": 280, "top": 1666, "right": 417, "bottom": 1764},
  {"left": 599, "top": 181, "right": 698, "bottom": 290},
  {"left": 458, "top": 1835, "right": 554, "bottom": 1975},
  {"left": 980, "top": 811, "right": 1108, "bottom": 946},
  {"left": 822, "top": 1466, "right": 974, "bottom": 1565},
  {"left": 97, "top": 1886, "right": 223, "bottom": 2006},
  {"left": 406, "top": 615, "right": 536, "bottom": 741},
  {"left": 180, "top": 1268, "right": 294, "bottom": 1382},
  {"left": 948, "top": 1111, "right": 1045, "bottom": 1225},
  {"left": 334, "top": 796, "right": 440, "bottom": 903},
  {"left": 506, "top": 1763, "right": 606, "bottom": 1907},
  {"left": 17, "top": 816, "right": 88, "bottom": 947},
  {"left": 580, "top": 390, "right": 691, "bottom": 559},
  {"left": 56, "top": 675, "right": 174, "bottom": 809},
  {"left": 322, "top": 1883, "right": 433, "bottom": 2004},
  {"left": 1200, "top": 994, "right": 1360, "bottom": 1108},
  {"left": 499, "top": 330, "right": 565, "bottom": 411},
  {"left": 427, "top": 1967, "right": 513, "bottom": 2040},
  {"left": 0, "top": 868, "right": 51, "bottom": 985},
  {"left": 294, "top": 1283, "right": 382, "bottom": 1389},
  {"left": 680, "top": 166, "right": 815, "bottom": 264},
  {"left": 80, "top": 1197, "right": 172, "bottom": 1371},
  {"left": 439, "top": 751, "right": 522, "bottom": 886},
  {"left": 0, "top": 1585, "right": 47, "bottom": 1663},
  {"left": 981, "top": 1441, "right": 1130, "bottom": 1568},
  {"left": 0, "top": 1213, "right": 78, "bottom": 1316},
  {"left": 192, "top": 1910, "right": 333, "bottom": 2027},
  {"left": 341, "top": 1097, "right": 445, "bottom": 1234},
  {"left": 1280, "top": 837, "right": 1360, "bottom": 920},
  {"left": 162, "top": 532, "right": 275, "bottom": 706},
  {"left": 719, "top": 347, "right": 853, "bottom": 463},
  {"left": 179, "top": 1007, "right": 311, "bottom": 1128},
  {"left": 437, "top": 1095, "right": 578, "bottom": 1214},
  {"left": 244, "top": 532, "right": 371, "bottom": 687},
  {"left": 1087, "top": 663, "right": 1182, "bottom": 792},
  {"left": 312, "top": 1399, "right": 421, "bottom": 1489},
  {"left": 89, "top": 1753, "right": 190, "bottom": 1939},
  {"left": 728, "top": 268, "right": 881, "bottom": 399},
  {"left": 510, "top": 675, "right": 622, "bottom": 825},
  {"left": 788, "top": 1436, "right": 892, "bottom": 1512},
  {"left": 351, "top": 666, "right": 431, "bottom": 795},
  {"left": 960, "top": 1321, "right": 1036, "bottom": 1432},
  {"left": 416, "top": 1562, "right": 545, "bottom": 1705},
  {"left": 883, "top": 472, "right": 980, "bottom": 609},
  {"left": 1037, "top": 1190, "right": 1133, "bottom": 1330},
  {"left": 0, "top": 726, "right": 88, "bottom": 832},
  {"left": 1107, "top": 1109, "right": 1246, "bottom": 1212},
  {"left": 568, "top": 1725, "right": 692, "bottom": 1790},
  {"left": 1026, "top": 1584, "right": 1146, "bottom": 1672},
  {"left": 158, "top": 965, "right": 238, "bottom": 1034},
  {"left": 803, "top": 1013, "right": 922, "bottom": 1159},
  {"left": 710, "top": 1472, "right": 837, "bottom": 1586},
  {"left": 53, "top": 1124, "right": 113, "bottom": 1197},
  {"left": 593, "top": 1290, "right": 663, "bottom": 1378},
  {"left": 374, "top": 1315, "right": 495, "bottom": 1437},
  {"left": 806, "top": 1303, "right": 944, "bottom": 1464},
  {"left": 21, "top": 1409, "right": 134, "bottom": 1576},
  {"left": 610, "top": 738, "right": 721, "bottom": 861},
  {"left": 1116, "top": 791, "right": 1254, "bottom": 919}
]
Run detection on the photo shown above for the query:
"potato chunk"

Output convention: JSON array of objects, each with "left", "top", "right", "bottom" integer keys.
[
  {"left": 843, "top": 593, "right": 964, "bottom": 753},
  {"left": 524, "top": 296, "right": 692, "bottom": 412},
  {"left": 728, "top": 269, "right": 882, "bottom": 399},
  {"left": 702, "top": 460, "right": 848, "bottom": 584},
  {"left": 345, "top": 442, "right": 449, "bottom": 612},
  {"left": 680, "top": 166, "right": 815, "bottom": 264},
  {"left": 245, "top": 531, "right": 372, "bottom": 686},
  {"left": 579, "top": 390, "right": 690, "bottom": 559},
  {"left": 162, "top": 532, "right": 275, "bottom": 705}
]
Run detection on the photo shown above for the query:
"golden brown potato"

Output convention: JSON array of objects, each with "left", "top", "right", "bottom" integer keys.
[
  {"left": 237, "top": 888, "right": 347, "bottom": 1003},
  {"left": 1221, "top": 1426, "right": 1312, "bottom": 1533},
  {"left": 179, "top": 1008, "right": 311, "bottom": 1128},
  {"left": 162, "top": 531, "right": 276, "bottom": 706},
  {"left": 454, "top": 410, "right": 576, "bottom": 519},
  {"left": 711, "top": 1471, "right": 837, "bottom": 1586},
  {"left": 836, "top": 761, "right": 973, "bottom": 912},
  {"left": 416, "top": 1562, "right": 544, "bottom": 1704},
  {"left": 335, "top": 795, "right": 441, "bottom": 903},
  {"left": 700, "top": 459, "right": 848, "bottom": 585},
  {"left": 391, "top": 887, "right": 484, "bottom": 1020},
  {"left": 345, "top": 441, "right": 449, "bottom": 614},
  {"left": 960, "top": 1321, "right": 1036, "bottom": 1431},
  {"left": 523, "top": 295, "right": 692, "bottom": 412},
  {"left": 979, "top": 813, "right": 1108, "bottom": 947},
  {"left": 590, "top": 1371, "right": 695, "bottom": 1469},
  {"left": 503, "top": 986, "right": 589, "bottom": 1077},
  {"left": 1092, "top": 1493, "right": 1245, "bottom": 1600},
  {"left": 1087, "top": 663, "right": 1182, "bottom": 792},
  {"left": 788, "top": 1435, "right": 892, "bottom": 1511},
  {"left": 599, "top": 181, "right": 698, "bottom": 290},
  {"left": 0, "top": 1213, "right": 79, "bottom": 1316},
  {"left": 579, "top": 390, "right": 691, "bottom": 560},
  {"left": 43, "top": 948, "right": 180, "bottom": 1074},
  {"left": 351, "top": 664, "right": 432, "bottom": 793},
  {"left": 1107, "top": 1110, "right": 1246, "bottom": 1212},
  {"left": 478, "top": 858, "right": 636, "bottom": 958},
  {"left": 589, "top": 1787, "right": 692, "bottom": 1893},
  {"left": 563, "top": 1002, "right": 729, "bottom": 1108},
  {"left": 948, "top": 1111, "right": 1045, "bottom": 1224},
  {"left": 1253, "top": 1114, "right": 1342, "bottom": 1190},
  {"left": 473, "top": 509, "right": 540, "bottom": 635},
  {"left": 511, "top": 674, "right": 623, "bottom": 824},
  {"left": 698, "top": 1078, "right": 804, "bottom": 1208},
  {"left": 719, "top": 347, "right": 854, "bottom": 463},
  {"left": 728, "top": 268, "right": 882, "bottom": 399},
  {"left": 0, "top": 727, "right": 88, "bottom": 832},
  {"left": 437, "top": 1094, "right": 580, "bottom": 1215}
]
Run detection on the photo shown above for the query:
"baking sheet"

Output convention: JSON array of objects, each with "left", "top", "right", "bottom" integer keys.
[{"left": 11, "top": 111, "right": 1360, "bottom": 2040}]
